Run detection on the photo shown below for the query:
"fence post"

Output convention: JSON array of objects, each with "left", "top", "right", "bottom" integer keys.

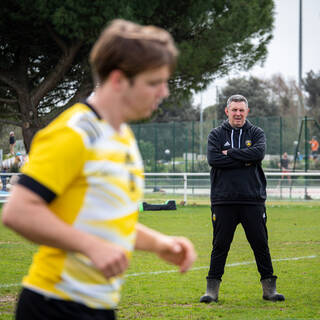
[
  {"left": 185, "top": 124, "right": 188, "bottom": 172},
  {"left": 304, "top": 116, "right": 309, "bottom": 172},
  {"left": 183, "top": 173, "right": 187, "bottom": 204},
  {"left": 137, "top": 124, "right": 141, "bottom": 144},
  {"left": 279, "top": 116, "right": 283, "bottom": 172},
  {"left": 172, "top": 122, "right": 176, "bottom": 172},
  {"left": 154, "top": 123, "right": 158, "bottom": 172},
  {"left": 192, "top": 121, "right": 195, "bottom": 172}
]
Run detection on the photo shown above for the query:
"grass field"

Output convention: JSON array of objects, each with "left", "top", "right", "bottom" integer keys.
[{"left": 0, "top": 203, "right": 319, "bottom": 319}]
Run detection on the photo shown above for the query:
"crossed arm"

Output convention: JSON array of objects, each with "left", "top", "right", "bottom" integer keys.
[
  {"left": 207, "top": 128, "right": 265, "bottom": 168},
  {"left": 2, "top": 185, "right": 196, "bottom": 279}
]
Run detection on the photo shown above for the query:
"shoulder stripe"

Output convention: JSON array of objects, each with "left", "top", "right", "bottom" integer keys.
[
  {"left": 69, "top": 111, "right": 103, "bottom": 145},
  {"left": 18, "top": 174, "right": 56, "bottom": 203}
]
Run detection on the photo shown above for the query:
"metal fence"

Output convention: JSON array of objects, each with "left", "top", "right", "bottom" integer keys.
[
  {"left": 131, "top": 116, "right": 320, "bottom": 173},
  {"left": 1, "top": 172, "right": 319, "bottom": 204},
  {"left": 144, "top": 172, "right": 320, "bottom": 203}
]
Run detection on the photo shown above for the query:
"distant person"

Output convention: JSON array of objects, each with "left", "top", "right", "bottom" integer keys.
[
  {"left": 200, "top": 94, "right": 284, "bottom": 303},
  {"left": 278, "top": 152, "right": 291, "bottom": 184},
  {"left": 9, "top": 131, "right": 16, "bottom": 155},
  {"left": 309, "top": 136, "right": 319, "bottom": 161},
  {"left": 7, "top": 153, "right": 22, "bottom": 189},
  {"left": 296, "top": 152, "right": 303, "bottom": 161},
  {"left": 10, "top": 152, "right": 22, "bottom": 173},
  {"left": 2, "top": 19, "right": 196, "bottom": 320}
]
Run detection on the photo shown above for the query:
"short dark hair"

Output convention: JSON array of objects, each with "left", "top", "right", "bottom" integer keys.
[
  {"left": 226, "top": 94, "right": 248, "bottom": 108},
  {"left": 90, "top": 19, "right": 178, "bottom": 85}
]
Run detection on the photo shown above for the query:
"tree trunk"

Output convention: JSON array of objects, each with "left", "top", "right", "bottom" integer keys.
[
  {"left": 22, "top": 124, "right": 40, "bottom": 153},
  {"left": 19, "top": 90, "right": 41, "bottom": 153}
]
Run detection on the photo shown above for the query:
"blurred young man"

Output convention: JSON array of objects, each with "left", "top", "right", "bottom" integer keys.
[
  {"left": 200, "top": 94, "right": 284, "bottom": 303},
  {"left": 2, "top": 19, "right": 196, "bottom": 320}
]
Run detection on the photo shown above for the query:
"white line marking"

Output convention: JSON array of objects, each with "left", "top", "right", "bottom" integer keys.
[
  {"left": 125, "top": 255, "right": 317, "bottom": 277},
  {"left": 0, "top": 255, "right": 317, "bottom": 288}
]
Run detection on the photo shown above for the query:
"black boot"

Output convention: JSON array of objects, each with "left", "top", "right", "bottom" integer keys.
[
  {"left": 199, "top": 278, "right": 221, "bottom": 303},
  {"left": 261, "top": 277, "right": 285, "bottom": 301}
]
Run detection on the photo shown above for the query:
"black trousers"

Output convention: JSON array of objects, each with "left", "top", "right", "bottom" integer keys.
[
  {"left": 208, "top": 204, "right": 275, "bottom": 281},
  {"left": 16, "top": 288, "right": 116, "bottom": 320}
]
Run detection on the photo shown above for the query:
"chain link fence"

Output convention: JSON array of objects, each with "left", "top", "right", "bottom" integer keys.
[{"left": 131, "top": 116, "right": 320, "bottom": 173}]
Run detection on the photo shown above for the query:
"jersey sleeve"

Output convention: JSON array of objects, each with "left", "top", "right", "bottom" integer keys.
[{"left": 19, "top": 125, "right": 85, "bottom": 202}]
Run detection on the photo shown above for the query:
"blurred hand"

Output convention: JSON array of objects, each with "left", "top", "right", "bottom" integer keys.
[
  {"left": 85, "top": 239, "right": 129, "bottom": 279},
  {"left": 156, "top": 236, "right": 197, "bottom": 273}
]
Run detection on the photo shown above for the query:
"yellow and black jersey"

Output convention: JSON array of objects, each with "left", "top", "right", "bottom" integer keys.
[{"left": 18, "top": 102, "right": 144, "bottom": 309}]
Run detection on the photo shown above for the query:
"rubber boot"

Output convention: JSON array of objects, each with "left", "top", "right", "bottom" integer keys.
[
  {"left": 199, "top": 278, "right": 221, "bottom": 303},
  {"left": 261, "top": 277, "right": 285, "bottom": 301}
]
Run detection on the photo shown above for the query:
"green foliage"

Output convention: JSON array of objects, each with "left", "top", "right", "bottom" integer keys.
[
  {"left": 304, "top": 70, "right": 320, "bottom": 122},
  {"left": 194, "top": 159, "right": 210, "bottom": 172},
  {"left": 0, "top": 0, "right": 274, "bottom": 150},
  {"left": 216, "top": 76, "right": 280, "bottom": 119},
  {"left": 266, "top": 74, "right": 300, "bottom": 117},
  {"left": 1, "top": 204, "right": 319, "bottom": 319},
  {"left": 138, "top": 140, "right": 155, "bottom": 166}
]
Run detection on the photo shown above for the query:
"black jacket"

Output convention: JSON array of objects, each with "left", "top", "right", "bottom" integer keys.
[{"left": 207, "top": 120, "right": 266, "bottom": 205}]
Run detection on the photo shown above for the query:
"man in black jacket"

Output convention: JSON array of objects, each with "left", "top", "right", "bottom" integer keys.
[{"left": 200, "top": 94, "right": 284, "bottom": 303}]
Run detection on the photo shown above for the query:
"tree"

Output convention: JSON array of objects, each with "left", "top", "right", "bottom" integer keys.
[
  {"left": 0, "top": 0, "right": 274, "bottom": 151},
  {"left": 151, "top": 96, "right": 200, "bottom": 122},
  {"left": 303, "top": 70, "right": 320, "bottom": 122},
  {"left": 266, "top": 74, "right": 300, "bottom": 117},
  {"left": 215, "top": 76, "right": 279, "bottom": 119}
]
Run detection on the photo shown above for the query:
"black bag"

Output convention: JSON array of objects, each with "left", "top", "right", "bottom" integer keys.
[{"left": 139, "top": 200, "right": 177, "bottom": 211}]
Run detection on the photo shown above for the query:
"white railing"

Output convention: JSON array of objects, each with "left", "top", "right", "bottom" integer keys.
[
  {"left": 1, "top": 172, "right": 320, "bottom": 204},
  {"left": 145, "top": 172, "right": 320, "bottom": 203},
  {"left": 0, "top": 173, "right": 20, "bottom": 203}
]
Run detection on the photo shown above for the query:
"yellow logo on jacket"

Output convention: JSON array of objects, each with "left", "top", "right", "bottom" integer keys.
[{"left": 245, "top": 140, "right": 252, "bottom": 147}]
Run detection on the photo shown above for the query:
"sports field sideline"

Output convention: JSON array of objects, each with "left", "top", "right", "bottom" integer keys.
[{"left": 0, "top": 203, "right": 319, "bottom": 319}]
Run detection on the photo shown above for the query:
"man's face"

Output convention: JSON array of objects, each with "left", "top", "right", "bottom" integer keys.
[
  {"left": 225, "top": 101, "right": 249, "bottom": 128},
  {"left": 121, "top": 65, "right": 170, "bottom": 122}
]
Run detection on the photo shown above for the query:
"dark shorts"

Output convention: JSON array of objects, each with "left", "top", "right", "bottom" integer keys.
[{"left": 16, "top": 288, "right": 116, "bottom": 320}]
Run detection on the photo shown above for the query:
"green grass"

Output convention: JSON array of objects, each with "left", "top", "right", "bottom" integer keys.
[{"left": 1, "top": 204, "right": 320, "bottom": 319}]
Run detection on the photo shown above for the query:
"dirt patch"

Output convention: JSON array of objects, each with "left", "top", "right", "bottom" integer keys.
[
  {"left": 0, "top": 295, "right": 16, "bottom": 304},
  {"left": 0, "top": 241, "right": 21, "bottom": 245}
]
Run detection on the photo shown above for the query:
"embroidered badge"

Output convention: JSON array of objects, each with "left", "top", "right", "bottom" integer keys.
[{"left": 245, "top": 140, "right": 252, "bottom": 147}]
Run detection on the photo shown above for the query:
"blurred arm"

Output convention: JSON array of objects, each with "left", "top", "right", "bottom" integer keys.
[
  {"left": 2, "top": 185, "right": 129, "bottom": 278},
  {"left": 135, "top": 223, "right": 196, "bottom": 273}
]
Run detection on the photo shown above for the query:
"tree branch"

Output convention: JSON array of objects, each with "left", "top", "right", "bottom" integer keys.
[
  {"left": 0, "top": 98, "right": 18, "bottom": 104},
  {"left": 0, "top": 118, "right": 22, "bottom": 126},
  {"left": 43, "top": 79, "right": 93, "bottom": 125},
  {"left": 46, "top": 24, "right": 68, "bottom": 52},
  {"left": 31, "top": 41, "right": 83, "bottom": 107},
  {"left": 64, "top": 81, "right": 93, "bottom": 108},
  {"left": 0, "top": 70, "right": 21, "bottom": 91}
]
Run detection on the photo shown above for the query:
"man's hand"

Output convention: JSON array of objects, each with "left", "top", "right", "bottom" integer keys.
[
  {"left": 2, "top": 185, "right": 130, "bottom": 280},
  {"left": 156, "top": 236, "right": 197, "bottom": 273},
  {"left": 222, "top": 150, "right": 228, "bottom": 155},
  {"left": 84, "top": 238, "right": 129, "bottom": 279}
]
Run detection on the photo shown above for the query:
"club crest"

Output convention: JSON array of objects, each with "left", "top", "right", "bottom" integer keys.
[{"left": 245, "top": 140, "right": 252, "bottom": 147}]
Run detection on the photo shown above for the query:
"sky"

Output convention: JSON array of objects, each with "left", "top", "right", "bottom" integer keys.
[{"left": 193, "top": 0, "right": 320, "bottom": 109}]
